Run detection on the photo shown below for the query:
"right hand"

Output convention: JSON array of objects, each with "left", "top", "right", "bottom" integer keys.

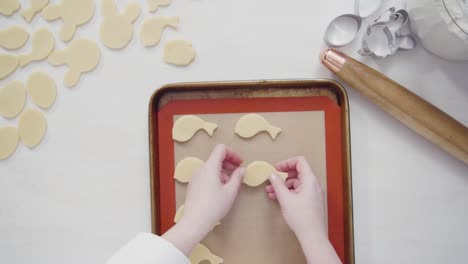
[{"left": 265, "top": 156, "right": 327, "bottom": 242}]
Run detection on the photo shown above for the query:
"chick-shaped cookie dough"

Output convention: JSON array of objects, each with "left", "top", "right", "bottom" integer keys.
[
  {"left": 21, "top": 0, "right": 49, "bottom": 23},
  {"left": 0, "top": 26, "right": 29, "bottom": 50},
  {"left": 48, "top": 38, "right": 100, "bottom": 88},
  {"left": 148, "top": 0, "right": 172, "bottom": 12},
  {"left": 42, "top": 0, "right": 95, "bottom": 41},
  {"left": 100, "top": 0, "right": 140, "bottom": 49},
  {"left": 189, "top": 244, "right": 223, "bottom": 264},
  {"left": 235, "top": 113, "right": 282, "bottom": 140},
  {"left": 0, "top": 0, "right": 20, "bottom": 16},
  {"left": 140, "top": 16, "right": 178, "bottom": 47},
  {"left": 19, "top": 28, "right": 55, "bottom": 68}
]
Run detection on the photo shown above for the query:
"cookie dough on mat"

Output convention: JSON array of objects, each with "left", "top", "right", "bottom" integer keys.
[
  {"left": 0, "top": 80, "right": 26, "bottom": 118},
  {"left": 0, "top": 0, "right": 20, "bottom": 16},
  {"left": 19, "top": 28, "right": 55, "bottom": 68},
  {"left": 0, "top": 26, "right": 29, "bottom": 50},
  {"left": 0, "top": 126, "right": 19, "bottom": 160},
  {"left": 189, "top": 244, "right": 223, "bottom": 264},
  {"left": 235, "top": 113, "right": 282, "bottom": 140},
  {"left": 22, "top": 0, "right": 49, "bottom": 23},
  {"left": 243, "top": 161, "right": 288, "bottom": 187},
  {"left": 100, "top": 0, "right": 140, "bottom": 49},
  {"left": 174, "top": 157, "right": 204, "bottom": 183},
  {"left": 140, "top": 16, "right": 178, "bottom": 47},
  {"left": 163, "top": 40, "right": 196, "bottom": 66},
  {"left": 48, "top": 38, "right": 101, "bottom": 88},
  {"left": 18, "top": 109, "right": 47, "bottom": 148},
  {"left": 172, "top": 115, "right": 217, "bottom": 142},
  {"left": 26, "top": 72, "right": 56, "bottom": 109}
]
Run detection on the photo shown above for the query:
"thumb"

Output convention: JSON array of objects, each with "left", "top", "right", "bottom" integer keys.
[
  {"left": 269, "top": 173, "right": 289, "bottom": 204},
  {"left": 225, "top": 166, "right": 245, "bottom": 193}
]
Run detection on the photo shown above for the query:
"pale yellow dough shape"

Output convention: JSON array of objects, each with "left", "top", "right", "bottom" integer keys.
[
  {"left": 174, "top": 157, "right": 204, "bottom": 183},
  {"left": 100, "top": 0, "right": 140, "bottom": 49},
  {"left": 0, "top": 126, "right": 19, "bottom": 160},
  {"left": 0, "top": 80, "right": 26, "bottom": 118},
  {"left": 26, "top": 72, "right": 56, "bottom": 109},
  {"left": 163, "top": 40, "right": 196, "bottom": 66},
  {"left": 0, "top": 0, "right": 20, "bottom": 16},
  {"left": 41, "top": 0, "right": 95, "bottom": 42},
  {"left": 0, "top": 54, "right": 19, "bottom": 80},
  {"left": 19, "top": 28, "right": 55, "bottom": 68},
  {"left": 22, "top": 0, "right": 49, "bottom": 23},
  {"left": 148, "top": 0, "right": 172, "bottom": 12},
  {"left": 140, "top": 16, "right": 178, "bottom": 47},
  {"left": 235, "top": 113, "right": 282, "bottom": 140},
  {"left": 18, "top": 109, "right": 47, "bottom": 148},
  {"left": 0, "top": 26, "right": 29, "bottom": 50},
  {"left": 189, "top": 244, "right": 223, "bottom": 264},
  {"left": 48, "top": 38, "right": 101, "bottom": 88},
  {"left": 243, "top": 161, "right": 288, "bottom": 187},
  {"left": 172, "top": 115, "right": 217, "bottom": 142},
  {"left": 174, "top": 205, "right": 221, "bottom": 227}
]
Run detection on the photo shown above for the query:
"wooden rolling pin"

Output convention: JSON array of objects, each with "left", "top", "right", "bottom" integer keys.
[{"left": 321, "top": 48, "right": 468, "bottom": 165}]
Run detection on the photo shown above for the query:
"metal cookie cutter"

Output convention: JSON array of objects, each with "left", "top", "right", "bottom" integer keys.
[{"left": 358, "top": 9, "right": 417, "bottom": 58}]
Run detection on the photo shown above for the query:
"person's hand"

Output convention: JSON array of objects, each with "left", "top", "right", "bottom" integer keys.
[
  {"left": 163, "top": 144, "right": 245, "bottom": 255},
  {"left": 266, "top": 156, "right": 341, "bottom": 264}
]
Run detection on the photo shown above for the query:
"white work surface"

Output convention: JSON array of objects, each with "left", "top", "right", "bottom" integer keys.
[{"left": 1, "top": 0, "right": 467, "bottom": 263}]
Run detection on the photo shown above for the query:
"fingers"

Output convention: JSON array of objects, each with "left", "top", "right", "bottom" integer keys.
[
  {"left": 268, "top": 173, "right": 289, "bottom": 204},
  {"left": 207, "top": 144, "right": 243, "bottom": 169},
  {"left": 222, "top": 161, "right": 238, "bottom": 172},
  {"left": 225, "top": 166, "right": 245, "bottom": 193},
  {"left": 266, "top": 178, "right": 301, "bottom": 198},
  {"left": 275, "top": 156, "right": 315, "bottom": 182}
]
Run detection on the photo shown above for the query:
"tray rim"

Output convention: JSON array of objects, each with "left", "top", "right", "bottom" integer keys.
[{"left": 148, "top": 79, "right": 354, "bottom": 264}]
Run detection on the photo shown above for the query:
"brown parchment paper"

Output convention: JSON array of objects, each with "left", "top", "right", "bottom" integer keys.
[{"left": 174, "top": 111, "right": 327, "bottom": 264}]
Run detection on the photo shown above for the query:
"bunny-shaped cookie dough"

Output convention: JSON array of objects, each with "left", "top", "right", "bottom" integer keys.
[{"left": 100, "top": 0, "right": 141, "bottom": 49}]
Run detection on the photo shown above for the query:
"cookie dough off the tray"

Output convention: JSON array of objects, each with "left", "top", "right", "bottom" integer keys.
[
  {"left": 19, "top": 28, "right": 55, "bottom": 68},
  {"left": 0, "top": 80, "right": 26, "bottom": 118},
  {"left": 21, "top": 0, "right": 49, "bottom": 23},
  {"left": 235, "top": 113, "right": 282, "bottom": 140},
  {"left": 100, "top": 0, "right": 140, "bottom": 49},
  {"left": 148, "top": 0, "right": 172, "bottom": 12},
  {"left": 174, "top": 157, "right": 204, "bottom": 183},
  {"left": 140, "top": 16, "right": 178, "bottom": 47},
  {"left": 0, "top": 127, "right": 19, "bottom": 160},
  {"left": 163, "top": 40, "right": 196, "bottom": 66},
  {"left": 0, "top": 0, "right": 20, "bottom": 16},
  {"left": 190, "top": 244, "right": 223, "bottom": 264},
  {"left": 0, "top": 26, "right": 29, "bottom": 50},
  {"left": 243, "top": 161, "right": 288, "bottom": 187},
  {"left": 18, "top": 109, "right": 47, "bottom": 148},
  {"left": 0, "top": 54, "right": 19, "bottom": 80},
  {"left": 172, "top": 115, "right": 217, "bottom": 142},
  {"left": 26, "top": 72, "right": 56, "bottom": 109}
]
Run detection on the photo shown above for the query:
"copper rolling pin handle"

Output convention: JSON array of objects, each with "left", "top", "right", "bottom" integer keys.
[{"left": 321, "top": 48, "right": 468, "bottom": 165}]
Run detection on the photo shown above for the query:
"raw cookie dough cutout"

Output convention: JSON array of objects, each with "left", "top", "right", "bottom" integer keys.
[
  {"left": 26, "top": 72, "right": 56, "bottom": 109},
  {"left": 0, "top": 0, "right": 20, "bottom": 16},
  {"left": 22, "top": 0, "right": 49, "bottom": 23},
  {"left": 48, "top": 38, "right": 101, "bottom": 87},
  {"left": 0, "top": 54, "right": 19, "bottom": 80},
  {"left": 100, "top": 0, "right": 140, "bottom": 49},
  {"left": 0, "top": 126, "right": 19, "bottom": 160},
  {"left": 172, "top": 115, "right": 217, "bottom": 142},
  {"left": 174, "top": 205, "right": 221, "bottom": 226},
  {"left": 243, "top": 161, "right": 288, "bottom": 187},
  {"left": 174, "top": 157, "right": 204, "bottom": 183},
  {"left": 140, "top": 16, "right": 178, "bottom": 47},
  {"left": 0, "top": 80, "right": 26, "bottom": 118},
  {"left": 0, "top": 26, "right": 29, "bottom": 50},
  {"left": 189, "top": 244, "right": 223, "bottom": 264},
  {"left": 235, "top": 113, "right": 282, "bottom": 140},
  {"left": 19, "top": 28, "right": 55, "bottom": 68},
  {"left": 148, "top": 0, "right": 172, "bottom": 12},
  {"left": 41, "top": 0, "right": 95, "bottom": 41},
  {"left": 18, "top": 109, "right": 47, "bottom": 148},
  {"left": 163, "top": 40, "right": 196, "bottom": 66}
]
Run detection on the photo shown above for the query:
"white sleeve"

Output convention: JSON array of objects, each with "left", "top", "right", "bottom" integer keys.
[{"left": 106, "top": 233, "right": 191, "bottom": 264}]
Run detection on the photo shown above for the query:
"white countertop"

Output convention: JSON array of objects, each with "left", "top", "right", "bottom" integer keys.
[{"left": 1, "top": 0, "right": 467, "bottom": 263}]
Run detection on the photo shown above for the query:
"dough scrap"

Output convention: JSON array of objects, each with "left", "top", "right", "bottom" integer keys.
[
  {"left": 21, "top": 0, "right": 49, "bottom": 23},
  {"left": 174, "top": 157, "right": 204, "bottom": 183},
  {"left": 172, "top": 115, "right": 217, "bottom": 142},
  {"left": 0, "top": 54, "right": 19, "bottom": 80},
  {"left": 0, "top": 126, "right": 19, "bottom": 160},
  {"left": 140, "top": 16, "right": 178, "bottom": 47},
  {"left": 243, "top": 161, "right": 288, "bottom": 187},
  {"left": 26, "top": 71, "right": 56, "bottom": 109},
  {"left": 0, "top": 80, "right": 26, "bottom": 118},
  {"left": 41, "top": 0, "right": 95, "bottom": 41},
  {"left": 0, "top": 26, "right": 29, "bottom": 50},
  {"left": 174, "top": 205, "right": 221, "bottom": 227},
  {"left": 189, "top": 243, "right": 223, "bottom": 264},
  {"left": 235, "top": 113, "right": 282, "bottom": 140},
  {"left": 19, "top": 28, "right": 55, "bottom": 68},
  {"left": 48, "top": 38, "right": 101, "bottom": 88},
  {"left": 100, "top": 0, "right": 140, "bottom": 49},
  {"left": 163, "top": 40, "right": 196, "bottom": 66},
  {"left": 18, "top": 109, "right": 47, "bottom": 148},
  {"left": 148, "top": 0, "right": 172, "bottom": 12},
  {"left": 0, "top": 0, "right": 20, "bottom": 16}
]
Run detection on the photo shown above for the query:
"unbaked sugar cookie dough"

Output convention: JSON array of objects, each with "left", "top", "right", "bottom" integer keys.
[
  {"left": 0, "top": 54, "right": 19, "bottom": 80},
  {"left": 22, "top": 0, "right": 49, "bottom": 23},
  {"left": 26, "top": 72, "right": 56, "bottom": 109},
  {"left": 243, "top": 161, "right": 288, "bottom": 187},
  {"left": 174, "top": 157, "right": 204, "bottom": 183},
  {"left": 0, "top": 80, "right": 26, "bottom": 118},
  {"left": 0, "top": 127, "right": 19, "bottom": 160},
  {"left": 189, "top": 244, "right": 223, "bottom": 264},
  {"left": 148, "top": 0, "right": 172, "bottom": 12},
  {"left": 140, "top": 16, "right": 178, "bottom": 47},
  {"left": 19, "top": 28, "right": 55, "bottom": 68},
  {"left": 163, "top": 40, "right": 196, "bottom": 66},
  {"left": 0, "top": 0, "right": 20, "bottom": 16},
  {"left": 18, "top": 109, "right": 47, "bottom": 148},
  {"left": 172, "top": 115, "right": 217, "bottom": 142},
  {"left": 0, "top": 26, "right": 29, "bottom": 50},
  {"left": 100, "top": 0, "right": 140, "bottom": 49},
  {"left": 235, "top": 113, "right": 282, "bottom": 140}
]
